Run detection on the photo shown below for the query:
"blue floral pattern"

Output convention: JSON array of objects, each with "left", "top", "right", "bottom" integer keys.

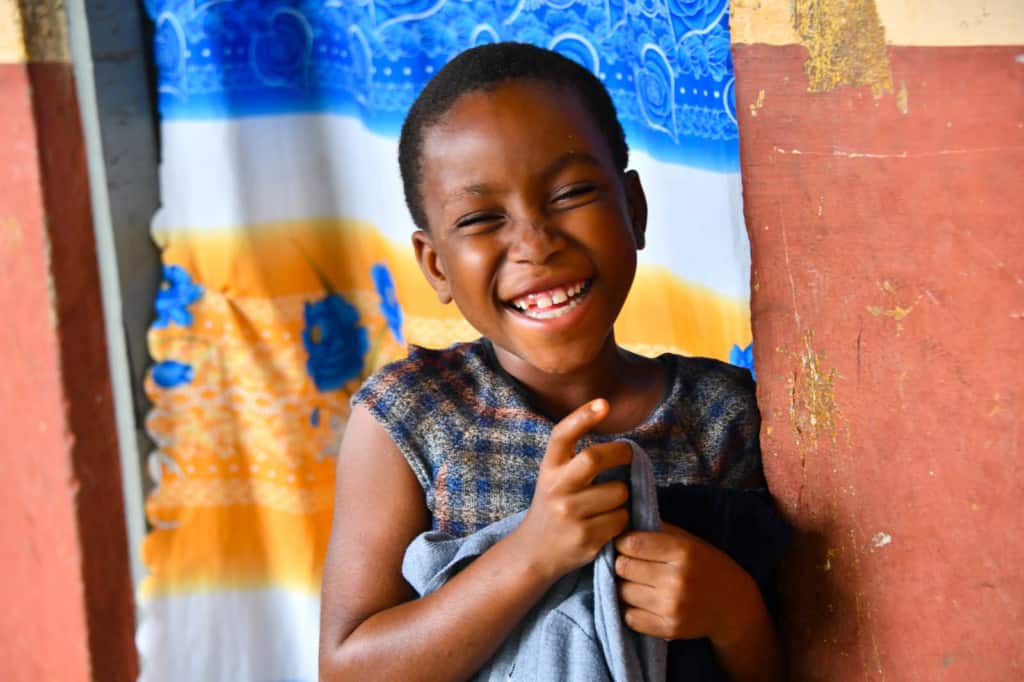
[
  {"left": 729, "top": 342, "right": 755, "bottom": 382},
  {"left": 153, "top": 264, "right": 203, "bottom": 329},
  {"left": 144, "top": 0, "right": 739, "bottom": 171},
  {"left": 302, "top": 293, "right": 369, "bottom": 392},
  {"left": 152, "top": 360, "right": 194, "bottom": 388},
  {"left": 371, "top": 263, "right": 404, "bottom": 345}
]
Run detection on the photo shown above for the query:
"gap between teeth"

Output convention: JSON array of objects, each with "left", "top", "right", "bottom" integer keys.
[
  {"left": 521, "top": 295, "right": 584, "bottom": 319},
  {"left": 512, "top": 282, "right": 586, "bottom": 311}
]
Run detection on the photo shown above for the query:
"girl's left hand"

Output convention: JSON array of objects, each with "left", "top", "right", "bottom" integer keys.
[{"left": 613, "top": 521, "right": 760, "bottom": 642}]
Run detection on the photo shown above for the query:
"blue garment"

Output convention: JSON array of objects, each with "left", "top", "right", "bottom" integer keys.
[
  {"left": 401, "top": 450, "right": 793, "bottom": 681},
  {"left": 402, "top": 441, "right": 667, "bottom": 682}
]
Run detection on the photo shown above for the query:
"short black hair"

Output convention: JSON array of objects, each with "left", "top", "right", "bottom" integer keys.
[{"left": 398, "top": 42, "right": 629, "bottom": 231}]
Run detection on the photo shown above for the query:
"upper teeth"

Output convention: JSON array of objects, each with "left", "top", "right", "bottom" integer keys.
[{"left": 511, "top": 281, "right": 587, "bottom": 311}]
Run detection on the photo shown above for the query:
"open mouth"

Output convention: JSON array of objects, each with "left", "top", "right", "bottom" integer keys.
[{"left": 506, "top": 278, "right": 593, "bottom": 320}]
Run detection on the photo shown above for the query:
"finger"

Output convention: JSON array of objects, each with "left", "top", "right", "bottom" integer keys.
[
  {"left": 568, "top": 480, "right": 629, "bottom": 518},
  {"left": 614, "top": 554, "right": 677, "bottom": 588},
  {"left": 615, "top": 531, "right": 687, "bottom": 563},
  {"left": 584, "top": 507, "right": 631, "bottom": 546},
  {"left": 562, "top": 441, "right": 633, "bottom": 489},
  {"left": 659, "top": 520, "right": 692, "bottom": 539},
  {"left": 544, "top": 399, "right": 609, "bottom": 468},
  {"left": 618, "top": 580, "right": 665, "bottom": 614},
  {"left": 622, "top": 607, "right": 671, "bottom": 640}
]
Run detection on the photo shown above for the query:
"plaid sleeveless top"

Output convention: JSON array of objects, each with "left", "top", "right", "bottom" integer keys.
[{"left": 352, "top": 340, "right": 762, "bottom": 537}]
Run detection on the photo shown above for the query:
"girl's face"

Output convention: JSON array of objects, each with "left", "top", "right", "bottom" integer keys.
[{"left": 412, "top": 80, "right": 647, "bottom": 376}]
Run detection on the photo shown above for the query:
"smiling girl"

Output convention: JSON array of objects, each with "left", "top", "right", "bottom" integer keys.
[{"left": 319, "top": 43, "right": 783, "bottom": 681}]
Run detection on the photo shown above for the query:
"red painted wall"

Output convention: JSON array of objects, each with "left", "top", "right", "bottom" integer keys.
[
  {"left": 0, "top": 60, "right": 94, "bottom": 682},
  {"left": 0, "top": 60, "right": 136, "bottom": 680},
  {"left": 736, "top": 44, "right": 1023, "bottom": 679}
]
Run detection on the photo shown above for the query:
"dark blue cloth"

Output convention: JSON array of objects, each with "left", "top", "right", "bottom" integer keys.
[{"left": 656, "top": 485, "right": 792, "bottom": 680}]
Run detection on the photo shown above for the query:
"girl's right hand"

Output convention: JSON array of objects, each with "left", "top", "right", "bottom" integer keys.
[{"left": 514, "top": 399, "right": 633, "bottom": 582}]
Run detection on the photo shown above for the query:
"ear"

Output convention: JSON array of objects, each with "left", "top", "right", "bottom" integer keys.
[
  {"left": 623, "top": 170, "right": 648, "bottom": 251},
  {"left": 412, "top": 230, "right": 453, "bottom": 304}
]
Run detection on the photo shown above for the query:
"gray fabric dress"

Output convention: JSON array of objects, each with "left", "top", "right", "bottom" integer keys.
[{"left": 402, "top": 441, "right": 667, "bottom": 682}]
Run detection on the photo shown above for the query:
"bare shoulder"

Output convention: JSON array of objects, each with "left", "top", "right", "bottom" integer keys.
[{"left": 319, "top": 404, "right": 430, "bottom": 650}]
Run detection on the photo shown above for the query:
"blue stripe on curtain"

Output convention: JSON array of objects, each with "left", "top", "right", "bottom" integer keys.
[{"left": 145, "top": 0, "right": 738, "bottom": 171}]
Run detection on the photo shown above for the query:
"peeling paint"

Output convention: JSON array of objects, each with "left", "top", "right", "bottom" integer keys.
[
  {"left": 788, "top": 330, "right": 842, "bottom": 451},
  {"left": 730, "top": 0, "right": 800, "bottom": 45},
  {"left": 987, "top": 393, "right": 1004, "bottom": 418},
  {"left": 868, "top": 281, "right": 922, "bottom": 332},
  {"left": 774, "top": 146, "right": 1024, "bottom": 159},
  {"left": 896, "top": 80, "right": 909, "bottom": 114},
  {"left": 871, "top": 532, "right": 892, "bottom": 548},
  {"left": 10, "top": 0, "right": 69, "bottom": 63},
  {"left": 897, "top": 369, "right": 908, "bottom": 410},
  {"left": 866, "top": 304, "right": 913, "bottom": 320},
  {"left": 847, "top": 528, "right": 886, "bottom": 676},
  {"left": 793, "top": 0, "right": 893, "bottom": 97},
  {"left": 749, "top": 89, "right": 766, "bottom": 116},
  {"left": 732, "top": 0, "right": 1024, "bottom": 46}
]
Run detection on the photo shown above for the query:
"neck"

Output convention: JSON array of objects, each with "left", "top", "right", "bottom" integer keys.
[{"left": 491, "top": 335, "right": 662, "bottom": 430}]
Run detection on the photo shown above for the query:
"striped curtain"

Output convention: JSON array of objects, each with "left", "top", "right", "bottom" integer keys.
[{"left": 138, "top": 2, "right": 753, "bottom": 679}]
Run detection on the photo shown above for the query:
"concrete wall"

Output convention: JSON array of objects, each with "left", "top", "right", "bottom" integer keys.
[
  {"left": 733, "top": 1, "right": 1023, "bottom": 678},
  {"left": 0, "top": 1, "right": 136, "bottom": 679}
]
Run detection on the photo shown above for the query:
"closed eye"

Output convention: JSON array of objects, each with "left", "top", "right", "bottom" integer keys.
[
  {"left": 455, "top": 212, "right": 505, "bottom": 230},
  {"left": 552, "top": 184, "right": 597, "bottom": 205}
]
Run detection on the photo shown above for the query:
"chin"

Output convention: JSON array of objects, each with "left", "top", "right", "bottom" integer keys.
[{"left": 516, "top": 339, "right": 606, "bottom": 376}]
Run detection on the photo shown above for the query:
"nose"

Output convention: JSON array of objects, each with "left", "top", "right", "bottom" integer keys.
[{"left": 506, "top": 213, "right": 565, "bottom": 264}]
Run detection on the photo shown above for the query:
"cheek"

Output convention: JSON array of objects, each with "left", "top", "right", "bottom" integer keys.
[{"left": 444, "top": 242, "right": 501, "bottom": 301}]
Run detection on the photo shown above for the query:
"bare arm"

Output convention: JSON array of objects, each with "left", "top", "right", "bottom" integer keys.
[
  {"left": 707, "top": 570, "right": 783, "bottom": 682},
  {"left": 319, "top": 400, "right": 632, "bottom": 682}
]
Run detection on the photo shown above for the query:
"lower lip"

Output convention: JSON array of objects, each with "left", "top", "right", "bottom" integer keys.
[{"left": 506, "top": 285, "right": 593, "bottom": 329}]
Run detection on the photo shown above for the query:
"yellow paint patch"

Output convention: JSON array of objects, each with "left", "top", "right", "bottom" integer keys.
[
  {"left": 875, "top": 0, "right": 1024, "bottom": 47},
  {"left": 794, "top": 0, "right": 893, "bottom": 97},
  {"left": 4, "top": 0, "right": 70, "bottom": 63},
  {"left": 749, "top": 89, "right": 766, "bottom": 116},
  {"left": 787, "top": 331, "right": 842, "bottom": 451},
  {"left": 730, "top": 0, "right": 800, "bottom": 45},
  {"left": 866, "top": 304, "right": 913, "bottom": 320},
  {"left": 896, "top": 80, "right": 909, "bottom": 114},
  {"left": 868, "top": 280, "right": 922, "bottom": 331},
  {"left": 0, "top": 0, "right": 26, "bottom": 63},
  {"left": 823, "top": 547, "right": 837, "bottom": 572},
  {"left": 732, "top": 0, "right": 1024, "bottom": 46}
]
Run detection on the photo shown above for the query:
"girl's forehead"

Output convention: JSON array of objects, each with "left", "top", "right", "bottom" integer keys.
[
  {"left": 436, "top": 79, "right": 589, "bottom": 133},
  {"left": 424, "top": 81, "right": 604, "bottom": 158}
]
